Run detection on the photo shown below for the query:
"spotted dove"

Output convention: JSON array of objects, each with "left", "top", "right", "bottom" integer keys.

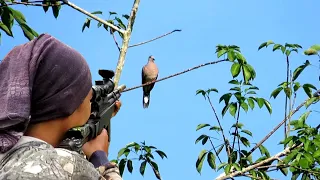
[{"left": 141, "top": 55, "right": 159, "bottom": 108}]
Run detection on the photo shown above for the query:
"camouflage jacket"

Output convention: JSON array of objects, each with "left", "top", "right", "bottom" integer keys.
[{"left": 0, "top": 136, "right": 122, "bottom": 180}]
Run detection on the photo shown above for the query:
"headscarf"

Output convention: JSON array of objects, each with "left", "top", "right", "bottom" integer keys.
[{"left": 0, "top": 33, "right": 92, "bottom": 153}]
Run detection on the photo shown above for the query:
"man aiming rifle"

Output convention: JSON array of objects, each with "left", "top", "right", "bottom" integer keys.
[{"left": 0, "top": 34, "right": 124, "bottom": 180}]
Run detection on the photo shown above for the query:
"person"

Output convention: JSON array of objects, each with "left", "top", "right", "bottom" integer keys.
[{"left": 0, "top": 33, "right": 123, "bottom": 180}]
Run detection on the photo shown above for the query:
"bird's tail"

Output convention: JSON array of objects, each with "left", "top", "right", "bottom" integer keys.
[{"left": 143, "top": 92, "right": 150, "bottom": 108}]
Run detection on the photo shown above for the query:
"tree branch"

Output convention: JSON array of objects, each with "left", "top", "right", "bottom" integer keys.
[
  {"left": 215, "top": 144, "right": 302, "bottom": 180},
  {"left": 207, "top": 95, "right": 231, "bottom": 157},
  {"left": 62, "top": 0, "right": 125, "bottom": 34},
  {"left": 110, "top": 30, "right": 121, "bottom": 52},
  {"left": 113, "top": 0, "right": 140, "bottom": 87},
  {"left": 128, "top": 29, "right": 182, "bottom": 48},
  {"left": 122, "top": 59, "right": 229, "bottom": 92},
  {"left": 4, "top": 0, "right": 63, "bottom": 7}
]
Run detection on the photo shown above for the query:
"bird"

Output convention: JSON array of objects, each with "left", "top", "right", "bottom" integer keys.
[{"left": 141, "top": 55, "right": 159, "bottom": 108}]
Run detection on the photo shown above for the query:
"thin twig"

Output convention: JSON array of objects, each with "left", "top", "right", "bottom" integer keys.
[
  {"left": 128, "top": 29, "right": 182, "bottom": 48},
  {"left": 62, "top": 0, "right": 124, "bottom": 34},
  {"left": 287, "top": 70, "right": 293, "bottom": 137},
  {"left": 110, "top": 29, "right": 121, "bottom": 52},
  {"left": 113, "top": 0, "right": 140, "bottom": 87},
  {"left": 122, "top": 59, "right": 229, "bottom": 92},
  {"left": 284, "top": 55, "right": 290, "bottom": 140},
  {"left": 3, "top": 1, "right": 64, "bottom": 7},
  {"left": 208, "top": 137, "right": 222, "bottom": 163},
  {"left": 232, "top": 103, "right": 241, "bottom": 153},
  {"left": 207, "top": 95, "right": 230, "bottom": 157}
]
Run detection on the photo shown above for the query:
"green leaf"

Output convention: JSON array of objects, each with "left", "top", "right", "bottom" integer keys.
[
  {"left": 228, "top": 80, "right": 240, "bottom": 85},
  {"left": 42, "top": 0, "right": 50, "bottom": 13},
  {"left": 196, "top": 124, "right": 210, "bottom": 131},
  {"left": 10, "top": 8, "right": 26, "bottom": 25},
  {"left": 217, "top": 144, "right": 224, "bottom": 155},
  {"left": 219, "top": 93, "right": 232, "bottom": 105},
  {"left": 209, "top": 126, "right": 222, "bottom": 131},
  {"left": 119, "top": 159, "right": 126, "bottom": 176},
  {"left": 117, "top": 147, "right": 127, "bottom": 158},
  {"left": 293, "top": 82, "right": 300, "bottom": 92},
  {"left": 264, "top": 99, "right": 272, "bottom": 114},
  {"left": 280, "top": 167, "right": 288, "bottom": 176},
  {"left": 195, "top": 134, "right": 207, "bottom": 144},
  {"left": 299, "top": 158, "right": 309, "bottom": 169},
  {"left": 310, "top": 44, "right": 320, "bottom": 51},
  {"left": 122, "top": 14, "right": 130, "bottom": 20},
  {"left": 140, "top": 160, "right": 147, "bottom": 176},
  {"left": 231, "top": 63, "right": 241, "bottom": 78},
  {"left": 196, "top": 89, "right": 206, "bottom": 99},
  {"left": 227, "top": 50, "right": 235, "bottom": 61},
  {"left": 285, "top": 49, "right": 291, "bottom": 56},
  {"left": 240, "top": 102, "right": 248, "bottom": 112},
  {"left": 115, "top": 17, "right": 126, "bottom": 30},
  {"left": 305, "top": 97, "right": 318, "bottom": 108},
  {"left": 207, "top": 152, "right": 216, "bottom": 169},
  {"left": 127, "top": 159, "right": 133, "bottom": 173},
  {"left": 202, "top": 136, "right": 209, "bottom": 145},
  {"left": 206, "top": 88, "right": 219, "bottom": 94},
  {"left": 19, "top": 23, "right": 38, "bottom": 41},
  {"left": 257, "top": 98, "right": 264, "bottom": 108},
  {"left": 229, "top": 103, "right": 237, "bottom": 117},
  {"left": 217, "top": 49, "right": 227, "bottom": 58},
  {"left": 82, "top": 18, "right": 91, "bottom": 32},
  {"left": 0, "top": 22, "right": 13, "bottom": 36},
  {"left": 224, "top": 164, "right": 232, "bottom": 175},
  {"left": 196, "top": 150, "right": 208, "bottom": 174},
  {"left": 304, "top": 48, "right": 318, "bottom": 56},
  {"left": 91, "top": 11, "right": 103, "bottom": 14},
  {"left": 155, "top": 150, "right": 167, "bottom": 159},
  {"left": 284, "top": 87, "right": 292, "bottom": 98},
  {"left": 303, "top": 84, "right": 313, "bottom": 98},
  {"left": 258, "top": 42, "right": 267, "bottom": 50},
  {"left": 273, "top": 44, "right": 282, "bottom": 51},
  {"left": 313, "top": 149, "right": 320, "bottom": 158},
  {"left": 235, "top": 52, "right": 247, "bottom": 64},
  {"left": 109, "top": 11, "right": 117, "bottom": 15},
  {"left": 240, "top": 137, "right": 250, "bottom": 147},
  {"left": 292, "top": 60, "right": 310, "bottom": 81},
  {"left": 52, "top": 1, "right": 61, "bottom": 19},
  {"left": 1, "top": 7, "right": 14, "bottom": 30},
  {"left": 247, "top": 98, "right": 254, "bottom": 110},
  {"left": 243, "top": 65, "right": 251, "bottom": 83},
  {"left": 222, "top": 103, "right": 231, "bottom": 117},
  {"left": 270, "top": 87, "right": 283, "bottom": 99},
  {"left": 259, "top": 144, "right": 270, "bottom": 157},
  {"left": 241, "top": 129, "right": 252, "bottom": 137}
]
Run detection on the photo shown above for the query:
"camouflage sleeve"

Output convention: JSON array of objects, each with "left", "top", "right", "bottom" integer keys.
[{"left": 0, "top": 141, "right": 122, "bottom": 180}]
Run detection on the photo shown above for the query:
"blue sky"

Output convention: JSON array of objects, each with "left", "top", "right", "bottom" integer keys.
[{"left": 1, "top": 0, "right": 320, "bottom": 179}]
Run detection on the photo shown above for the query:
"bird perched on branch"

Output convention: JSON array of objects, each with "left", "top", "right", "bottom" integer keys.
[{"left": 141, "top": 55, "right": 159, "bottom": 108}]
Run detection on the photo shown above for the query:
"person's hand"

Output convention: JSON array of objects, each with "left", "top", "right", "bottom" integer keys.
[
  {"left": 112, "top": 100, "right": 122, "bottom": 117},
  {"left": 82, "top": 100, "right": 122, "bottom": 159},
  {"left": 82, "top": 128, "right": 109, "bottom": 159}
]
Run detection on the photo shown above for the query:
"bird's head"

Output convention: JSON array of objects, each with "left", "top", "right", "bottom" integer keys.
[{"left": 148, "top": 55, "right": 155, "bottom": 62}]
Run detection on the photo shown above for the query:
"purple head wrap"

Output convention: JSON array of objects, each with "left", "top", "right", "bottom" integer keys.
[{"left": 0, "top": 34, "right": 92, "bottom": 153}]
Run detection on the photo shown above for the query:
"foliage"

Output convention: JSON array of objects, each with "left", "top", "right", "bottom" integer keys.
[
  {"left": 0, "top": 1, "right": 320, "bottom": 180},
  {"left": 111, "top": 141, "right": 167, "bottom": 179}
]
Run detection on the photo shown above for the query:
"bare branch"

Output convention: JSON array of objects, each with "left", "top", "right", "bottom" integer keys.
[
  {"left": 122, "top": 59, "right": 229, "bottom": 92},
  {"left": 113, "top": 0, "right": 140, "bottom": 87},
  {"left": 62, "top": 0, "right": 125, "bottom": 34},
  {"left": 128, "top": 29, "right": 182, "bottom": 48}
]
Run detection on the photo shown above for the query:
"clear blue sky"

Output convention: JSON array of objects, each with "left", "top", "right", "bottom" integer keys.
[{"left": 1, "top": 0, "right": 320, "bottom": 179}]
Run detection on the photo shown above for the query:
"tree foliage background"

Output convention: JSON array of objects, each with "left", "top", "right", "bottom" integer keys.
[{"left": 0, "top": 0, "right": 320, "bottom": 179}]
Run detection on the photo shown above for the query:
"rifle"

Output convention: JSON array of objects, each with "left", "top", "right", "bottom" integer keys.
[{"left": 58, "top": 69, "right": 126, "bottom": 153}]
